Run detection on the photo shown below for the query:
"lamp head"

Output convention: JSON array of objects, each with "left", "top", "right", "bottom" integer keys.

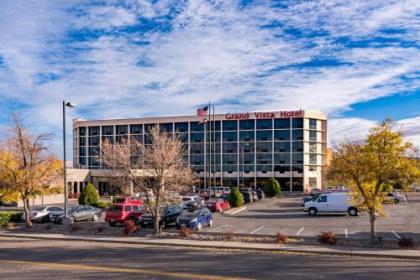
[{"left": 64, "top": 101, "right": 76, "bottom": 108}]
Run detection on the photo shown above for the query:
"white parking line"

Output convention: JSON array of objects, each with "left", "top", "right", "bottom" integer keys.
[
  {"left": 228, "top": 207, "right": 247, "bottom": 215},
  {"left": 212, "top": 224, "right": 228, "bottom": 231},
  {"left": 296, "top": 227, "right": 304, "bottom": 236},
  {"left": 391, "top": 231, "right": 401, "bottom": 239},
  {"left": 344, "top": 228, "right": 348, "bottom": 239},
  {"left": 250, "top": 226, "right": 265, "bottom": 234}
]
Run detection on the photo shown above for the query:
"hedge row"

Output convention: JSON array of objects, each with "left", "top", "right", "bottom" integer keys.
[{"left": 0, "top": 212, "right": 22, "bottom": 226}]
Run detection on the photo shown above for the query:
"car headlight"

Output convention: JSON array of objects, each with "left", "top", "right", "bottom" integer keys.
[{"left": 191, "top": 218, "right": 197, "bottom": 223}]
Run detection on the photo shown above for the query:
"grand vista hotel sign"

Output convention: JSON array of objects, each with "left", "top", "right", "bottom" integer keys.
[{"left": 224, "top": 110, "right": 304, "bottom": 120}]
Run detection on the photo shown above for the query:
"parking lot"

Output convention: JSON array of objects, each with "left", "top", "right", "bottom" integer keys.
[{"left": 201, "top": 192, "right": 420, "bottom": 241}]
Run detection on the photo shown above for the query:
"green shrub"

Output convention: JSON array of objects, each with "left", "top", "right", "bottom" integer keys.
[
  {"left": 92, "top": 201, "right": 112, "bottom": 209},
  {"left": 0, "top": 212, "right": 21, "bottom": 227},
  {"left": 263, "top": 177, "right": 281, "bottom": 197},
  {"left": 78, "top": 183, "right": 99, "bottom": 206},
  {"left": 228, "top": 186, "right": 245, "bottom": 207}
]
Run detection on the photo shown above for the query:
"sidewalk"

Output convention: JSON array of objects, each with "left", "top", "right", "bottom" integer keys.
[{"left": 1, "top": 231, "right": 419, "bottom": 260}]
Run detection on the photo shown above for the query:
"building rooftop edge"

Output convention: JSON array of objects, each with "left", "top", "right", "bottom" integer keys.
[{"left": 73, "top": 110, "right": 327, "bottom": 126}]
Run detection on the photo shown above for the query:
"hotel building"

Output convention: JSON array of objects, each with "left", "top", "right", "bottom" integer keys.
[{"left": 69, "top": 110, "right": 327, "bottom": 195}]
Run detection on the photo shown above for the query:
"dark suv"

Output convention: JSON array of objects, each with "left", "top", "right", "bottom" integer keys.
[{"left": 139, "top": 205, "right": 183, "bottom": 228}]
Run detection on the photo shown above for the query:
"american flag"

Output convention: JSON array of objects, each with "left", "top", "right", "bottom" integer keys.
[{"left": 197, "top": 106, "right": 208, "bottom": 124}]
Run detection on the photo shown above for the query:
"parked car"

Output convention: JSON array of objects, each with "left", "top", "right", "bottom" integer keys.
[
  {"left": 176, "top": 207, "right": 213, "bottom": 230},
  {"left": 256, "top": 188, "right": 265, "bottom": 200},
  {"left": 304, "top": 192, "right": 358, "bottom": 216},
  {"left": 205, "top": 198, "right": 230, "bottom": 213},
  {"left": 181, "top": 196, "right": 203, "bottom": 209},
  {"left": 112, "top": 196, "right": 143, "bottom": 206},
  {"left": 168, "top": 192, "right": 182, "bottom": 204},
  {"left": 383, "top": 192, "right": 406, "bottom": 204},
  {"left": 240, "top": 189, "right": 254, "bottom": 203},
  {"left": 0, "top": 197, "right": 18, "bottom": 207},
  {"left": 105, "top": 203, "right": 145, "bottom": 226},
  {"left": 53, "top": 205, "right": 102, "bottom": 224},
  {"left": 24, "top": 206, "right": 64, "bottom": 223},
  {"left": 197, "top": 190, "right": 210, "bottom": 200},
  {"left": 139, "top": 205, "right": 183, "bottom": 228},
  {"left": 251, "top": 190, "right": 259, "bottom": 201}
]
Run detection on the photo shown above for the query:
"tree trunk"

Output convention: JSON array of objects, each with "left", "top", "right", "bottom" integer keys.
[
  {"left": 153, "top": 211, "right": 160, "bottom": 235},
  {"left": 22, "top": 197, "right": 32, "bottom": 228},
  {"left": 153, "top": 194, "right": 160, "bottom": 235},
  {"left": 369, "top": 210, "right": 377, "bottom": 244}
]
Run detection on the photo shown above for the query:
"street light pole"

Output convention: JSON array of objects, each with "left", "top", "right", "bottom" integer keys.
[{"left": 63, "top": 101, "right": 76, "bottom": 218}]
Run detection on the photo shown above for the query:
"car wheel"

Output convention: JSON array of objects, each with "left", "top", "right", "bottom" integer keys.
[
  {"left": 92, "top": 214, "right": 99, "bottom": 221},
  {"left": 109, "top": 222, "right": 116, "bottom": 227},
  {"left": 161, "top": 220, "right": 166, "bottom": 229},
  {"left": 42, "top": 215, "right": 50, "bottom": 223},
  {"left": 348, "top": 207, "right": 358, "bottom": 216},
  {"left": 68, "top": 216, "right": 75, "bottom": 224},
  {"left": 308, "top": 207, "right": 317, "bottom": 216},
  {"left": 208, "top": 219, "right": 213, "bottom": 227},
  {"left": 394, "top": 199, "right": 399, "bottom": 204},
  {"left": 196, "top": 222, "right": 202, "bottom": 231}
]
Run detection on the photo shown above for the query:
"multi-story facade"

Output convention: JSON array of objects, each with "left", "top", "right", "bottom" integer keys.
[{"left": 70, "top": 110, "right": 327, "bottom": 195}]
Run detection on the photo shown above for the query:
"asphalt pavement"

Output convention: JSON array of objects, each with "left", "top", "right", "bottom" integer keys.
[
  {"left": 0, "top": 236, "right": 419, "bottom": 279},
  {"left": 205, "top": 192, "right": 420, "bottom": 241}
]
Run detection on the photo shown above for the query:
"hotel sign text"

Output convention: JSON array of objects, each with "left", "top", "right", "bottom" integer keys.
[{"left": 225, "top": 110, "right": 304, "bottom": 120}]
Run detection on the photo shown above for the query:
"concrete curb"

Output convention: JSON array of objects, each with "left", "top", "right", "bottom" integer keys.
[{"left": 1, "top": 232, "right": 419, "bottom": 261}]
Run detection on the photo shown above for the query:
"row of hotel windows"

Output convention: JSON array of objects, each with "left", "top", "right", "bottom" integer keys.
[
  {"left": 78, "top": 153, "right": 319, "bottom": 168},
  {"left": 78, "top": 118, "right": 325, "bottom": 136},
  {"left": 78, "top": 154, "right": 309, "bottom": 173},
  {"left": 190, "top": 165, "right": 307, "bottom": 173},
  {"left": 79, "top": 130, "right": 323, "bottom": 146}
]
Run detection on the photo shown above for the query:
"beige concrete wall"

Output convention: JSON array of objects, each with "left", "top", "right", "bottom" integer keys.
[{"left": 17, "top": 194, "right": 64, "bottom": 207}]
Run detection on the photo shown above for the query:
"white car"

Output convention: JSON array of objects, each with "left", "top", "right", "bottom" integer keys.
[
  {"left": 181, "top": 196, "right": 203, "bottom": 209},
  {"left": 304, "top": 192, "right": 358, "bottom": 216},
  {"left": 383, "top": 192, "right": 406, "bottom": 204},
  {"left": 26, "top": 206, "right": 64, "bottom": 223}
]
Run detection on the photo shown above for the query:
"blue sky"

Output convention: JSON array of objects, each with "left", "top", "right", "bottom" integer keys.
[{"left": 0, "top": 0, "right": 419, "bottom": 155}]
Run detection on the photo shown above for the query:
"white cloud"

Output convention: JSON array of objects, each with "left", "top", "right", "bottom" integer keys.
[{"left": 0, "top": 0, "right": 419, "bottom": 152}]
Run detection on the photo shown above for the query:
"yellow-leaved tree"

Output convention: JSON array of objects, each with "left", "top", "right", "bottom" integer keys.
[
  {"left": 0, "top": 115, "right": 62, "bottom": 227},
  {"left": 329, "top": 119, "right": 419, "bottom": 243}
]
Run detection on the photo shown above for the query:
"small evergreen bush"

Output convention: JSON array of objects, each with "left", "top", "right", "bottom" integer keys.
[
  {"left": 78, "top": 183, "right": 99, "bottom": 206},
  {"left": 0, "top": 212, "right": 21, "bottom": 227},
  {"left": 263, "top": 177, "right": 281, "bottom": 197},
  {"left": 228, "top": 186, "right": 245, "bottom": 207}
]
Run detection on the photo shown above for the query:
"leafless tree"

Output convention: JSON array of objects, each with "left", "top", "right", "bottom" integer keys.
[{"left": 101, "top": 126, "right": 195, "bottom": 234}]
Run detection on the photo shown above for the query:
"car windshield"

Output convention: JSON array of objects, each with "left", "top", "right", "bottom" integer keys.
[
  {"left": 32, "top": 207, "right": 46, "bottom": 211},
  {"left": 109, "top": 205, "right": 123, "bottom": 211},
  {"left": 181, "top": 209, "right": 199, "bottom": 217},
  {"left": 311, "top": 194, "right": 321, "bottom": 201}
]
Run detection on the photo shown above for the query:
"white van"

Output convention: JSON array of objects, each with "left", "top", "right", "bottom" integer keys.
[{"left": 304, "top": 192, "right": 358, "bottom": 216}]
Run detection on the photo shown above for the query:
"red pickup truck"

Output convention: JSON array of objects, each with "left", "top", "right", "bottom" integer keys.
[{"left": 105, "top": 202, "right": 145, "bottom": 226}]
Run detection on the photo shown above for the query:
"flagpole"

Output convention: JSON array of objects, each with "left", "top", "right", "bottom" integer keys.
[
  {"left": 212, "top": 103, "right": 216, "bottom": 191},
  {"left": 204, "top": 119, "right": 207, "bottom": 191},
  {"left": 208, "top": 101, "right": 211, "bottom": 197}
]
